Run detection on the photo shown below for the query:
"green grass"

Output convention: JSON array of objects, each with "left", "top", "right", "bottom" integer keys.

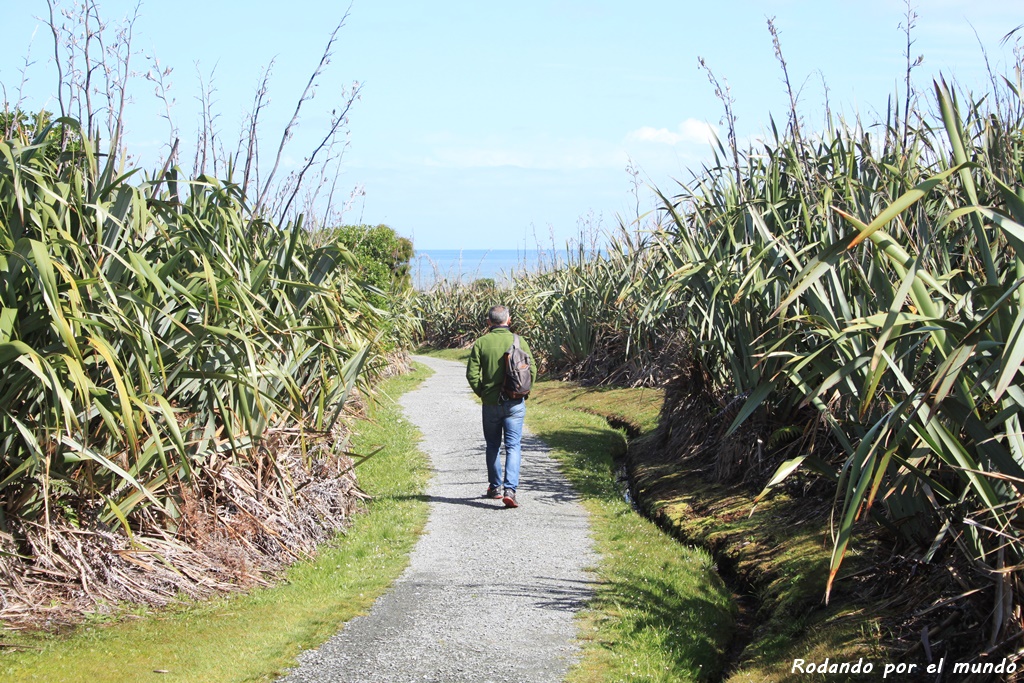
[
  {"left": 0, "top": 364, "right": 433, "bottom": 683},
  {"left": 525, "top": 383, "right": 664, "bottom": 434},
  {"left": 527, "top": 382, "right": 735, "bottom": 682},
  {"left": 416, "top": 346, "right": 470, "bottom": 363},
  {"left": 625, "top": 450, "right": 886, "bottom": 683}
]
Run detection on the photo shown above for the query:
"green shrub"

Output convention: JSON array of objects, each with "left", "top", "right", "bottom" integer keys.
[{"left": 330, "top": 224, "right": 413, "bottom": 297}]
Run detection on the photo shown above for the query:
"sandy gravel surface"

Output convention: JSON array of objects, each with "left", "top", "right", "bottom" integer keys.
[{"left": 279, "top": 355, "right": 597, "bottom": 683}]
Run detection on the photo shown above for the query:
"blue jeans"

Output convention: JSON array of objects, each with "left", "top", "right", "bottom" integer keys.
[{"left": 482, "top": 398, "right": 525, "bottom": 491}]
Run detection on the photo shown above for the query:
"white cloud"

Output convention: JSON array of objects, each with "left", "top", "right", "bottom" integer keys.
[{"left": 626, "top": 119, "right": 718, "bottom": 146}]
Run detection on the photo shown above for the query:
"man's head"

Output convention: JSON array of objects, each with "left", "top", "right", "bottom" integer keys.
[{"left": 486, "top": 305, "right": 510, "bottom": 328}]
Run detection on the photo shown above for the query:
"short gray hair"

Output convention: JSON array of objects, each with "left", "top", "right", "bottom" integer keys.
[{"left": 487, "top": 305, "right": 510, "bottom": 326}]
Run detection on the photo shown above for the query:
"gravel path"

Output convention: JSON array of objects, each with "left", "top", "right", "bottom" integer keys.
[{"left": 279, "top": 355, "right": 597, "bottom": 683}]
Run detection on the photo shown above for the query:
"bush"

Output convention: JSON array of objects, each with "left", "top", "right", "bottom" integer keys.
[{"left": 331, "top": 224, "right": 413, "bottom": 300}]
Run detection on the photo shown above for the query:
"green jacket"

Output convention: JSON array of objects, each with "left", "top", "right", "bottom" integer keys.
[{"left": 466, "top": 326, "right": 537, "bottom": 405}]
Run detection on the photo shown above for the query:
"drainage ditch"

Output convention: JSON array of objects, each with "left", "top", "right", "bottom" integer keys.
[{"left": 602, "top": 413, "right": 758, "bottom": 682}]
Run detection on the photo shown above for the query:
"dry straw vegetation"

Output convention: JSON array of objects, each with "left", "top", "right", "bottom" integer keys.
[
  {"left": 1, "top": 1, "right": 417, "bottom": 627},
  {"left": 417, "top": 20, "right": 1024, "bottom": 670}
]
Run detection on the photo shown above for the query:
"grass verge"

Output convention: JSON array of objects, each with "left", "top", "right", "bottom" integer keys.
[
  {"left": 0, "top": 364, "right": 433, "bottom": 683},
  {"left": 625, "top": 440, "right": 887, "bottom": 683},
  {"left": 540, "top": 375, "right": 888, "bottom": 681},
  {"left": 525, "top": 383, "right": 735, "bottom": 682}
]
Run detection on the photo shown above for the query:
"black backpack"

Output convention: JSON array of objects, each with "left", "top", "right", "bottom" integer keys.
[{"left": 502, "top": 335, "right": 532, "bottom": 400}]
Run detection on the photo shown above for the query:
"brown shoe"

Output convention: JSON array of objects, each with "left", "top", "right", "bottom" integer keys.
[
  {"left": 485, "top": 485, "right": 502, "bottom": 499},
  {"left": 502, "top": 489, "right": 518, "bottom": 508}
]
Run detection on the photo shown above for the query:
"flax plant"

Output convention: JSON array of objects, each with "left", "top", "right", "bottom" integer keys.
[
  {"left": 0, "top": 118, "right": 388, "bottom": 560},
  {"left": 651, "top": 77, "right": 1024, "bottom": 645}
]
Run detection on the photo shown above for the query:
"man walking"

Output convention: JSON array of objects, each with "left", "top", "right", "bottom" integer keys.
[{"left": 466, "top": 305, "right": 537, "bottom": 508}]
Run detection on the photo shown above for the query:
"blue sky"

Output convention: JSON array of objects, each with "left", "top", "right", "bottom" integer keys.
[{"left": 3, "top": 1, "right": 1022, "bottom": 249}]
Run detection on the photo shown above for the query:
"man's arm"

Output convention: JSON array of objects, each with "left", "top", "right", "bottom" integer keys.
[{"left": 466, "top": 343, "right": 482, "bottom": 396}]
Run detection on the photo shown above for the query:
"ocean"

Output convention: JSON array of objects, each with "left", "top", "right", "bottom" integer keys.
[{"left": 411, "top": 249, "right": 543, "bottom": 289}]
